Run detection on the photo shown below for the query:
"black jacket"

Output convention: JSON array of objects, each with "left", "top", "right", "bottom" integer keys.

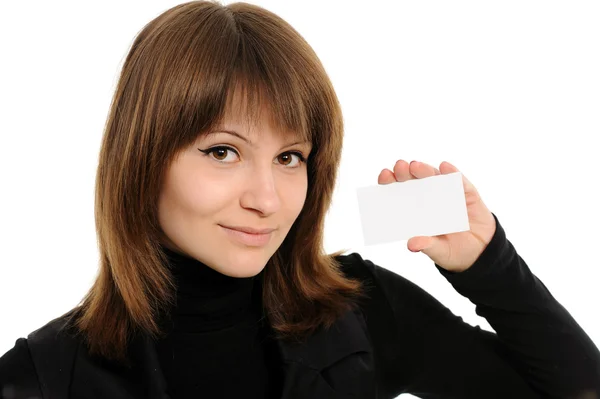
[{"left": 2, "top": 213, "right": 599, "bottom": 398}]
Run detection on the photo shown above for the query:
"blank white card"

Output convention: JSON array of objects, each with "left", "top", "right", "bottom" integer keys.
[{"left": 356, "top": 172, "right": 470, "bottom": 246}]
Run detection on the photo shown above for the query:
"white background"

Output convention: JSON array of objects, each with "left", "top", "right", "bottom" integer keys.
[{"left": 1, "top": 1, "right": 599, "bottom": 397}]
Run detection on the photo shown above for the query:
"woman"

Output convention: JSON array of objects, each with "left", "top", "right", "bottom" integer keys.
[{"left": 1, "top": 1, "right": 599, "bottom": 398}]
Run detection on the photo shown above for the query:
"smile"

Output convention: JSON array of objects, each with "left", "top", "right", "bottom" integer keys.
[{"left": 219, "top": 225, "right": 273, "bottom": 247}]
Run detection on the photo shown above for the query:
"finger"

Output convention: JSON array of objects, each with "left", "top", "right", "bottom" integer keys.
[
  {"left": 392, "top": 159, "right": 412, "bottom": 182},
  {"left": 377, "top": 168, "right": 397, "bottom": 185},
  {"left": 439, "top": 161, "right": 459, "bottom": 175},
  {"left": 407, "top": 235, "right": 437, "bottom": 253},
  {"left": 409, "top": 161, "right": 441, "bottom": 179},
  {"left": 439, "top": 161, "right": 478, "bottom": 194}
]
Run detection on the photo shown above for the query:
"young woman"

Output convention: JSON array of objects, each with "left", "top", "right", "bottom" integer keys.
[{"left": 1, "top": 1, "right": 598, "bottom": 398}]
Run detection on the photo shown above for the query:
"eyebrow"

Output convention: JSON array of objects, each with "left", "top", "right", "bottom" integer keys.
[{"left": 206, "top": 129, "right": 310, "bottom": 148}]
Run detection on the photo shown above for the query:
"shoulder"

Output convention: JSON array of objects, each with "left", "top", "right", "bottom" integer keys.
[
  {"left": 335, "top": 251, "right": 441, "bottom": 296},
  {"left": 334, "top": 251, "right": 417, "bottom": 296},
  {"left": 334, "top": 252, "right": 455, "bottom": 322},
  {"left": 334, "top": 251, "right": 381, "bottom": 282},
  {"left": 26, "top": 308, "right": 80, "bottom": 345},
  {"left": 0, "top": 337, "right": 41, "bottom": 398},
  {"left": 0, "top": 309, "right": 81, "bottom": 398}
]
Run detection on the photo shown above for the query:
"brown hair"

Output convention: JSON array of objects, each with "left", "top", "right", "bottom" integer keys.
[{"left": 65, "top": 0, "right": 367, "bottom": 364}]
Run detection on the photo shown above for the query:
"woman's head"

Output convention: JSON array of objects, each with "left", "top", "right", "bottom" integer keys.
[
  {"left": 70, "top": 0, "right": 365, "bottom": 363},
  {"left": 158, "top": 86, "right": 313, "bottom": 278}
]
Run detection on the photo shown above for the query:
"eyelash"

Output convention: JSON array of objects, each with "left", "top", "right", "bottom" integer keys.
[{"left": 198, "top": 145, "right": 307, "bottom": 167}]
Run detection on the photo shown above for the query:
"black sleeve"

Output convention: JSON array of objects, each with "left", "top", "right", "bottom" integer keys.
[
  {"left": 0, "top": 338, "right": 43, "bottom": 399},
  {"left": 348, "top": 213, "right": 600, "bottom": 399}
]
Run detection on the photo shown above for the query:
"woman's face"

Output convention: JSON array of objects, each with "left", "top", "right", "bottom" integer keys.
[{"left": 158, "top": 105, "right": 312, "bottom": 278}]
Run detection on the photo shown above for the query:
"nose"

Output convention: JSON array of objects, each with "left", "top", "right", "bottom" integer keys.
[{"left": 239, "top": 166, "right": 281, "bottom": 216}]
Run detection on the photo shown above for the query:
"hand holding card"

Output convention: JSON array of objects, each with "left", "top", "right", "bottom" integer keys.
[{"left": 356, "top": 160, "right": 497, "bottom": 273}]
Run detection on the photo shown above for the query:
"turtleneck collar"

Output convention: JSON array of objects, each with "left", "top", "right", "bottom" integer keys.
[{"left": 159, "top": 246, "right": 263, "bottom": 333}]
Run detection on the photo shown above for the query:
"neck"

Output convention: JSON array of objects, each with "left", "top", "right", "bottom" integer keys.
[{"left": 159, "top": 246, "right": 263, "bottom": 333}]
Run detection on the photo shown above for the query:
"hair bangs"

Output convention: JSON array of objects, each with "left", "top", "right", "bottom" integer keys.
[{"left": 216, "top": 73, "right": 312, "bottom": 146}]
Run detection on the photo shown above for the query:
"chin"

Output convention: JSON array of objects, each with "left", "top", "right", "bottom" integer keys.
[
  {"left": 223, "top": 267, "right": 265, "bottom": 279},
  {"left": 218, "top": 257, "right": 268, "bottom": 278}
]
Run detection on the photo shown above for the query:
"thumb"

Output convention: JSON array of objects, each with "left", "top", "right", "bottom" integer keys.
[{"left": 408, "top": 236, "right": 445, "bottom": 262}]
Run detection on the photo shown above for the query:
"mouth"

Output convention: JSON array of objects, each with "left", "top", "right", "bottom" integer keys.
[
  {"left": 219, "top": 225, "right": 274, "bottom": 247},
  {"left": 219, "top": 225, "right": 276, "bottom": 234}
]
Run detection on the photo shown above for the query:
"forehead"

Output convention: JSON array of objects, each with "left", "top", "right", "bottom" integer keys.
[{"left": 219, "top": 94, "right": 300, "bottom": 140}]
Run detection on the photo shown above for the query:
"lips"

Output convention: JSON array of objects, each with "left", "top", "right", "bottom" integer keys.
[
  {"left": 219, "top": 225, "right": 275, "bottom": 234},
  {"left": 220, "top": 224, "right": 274, "bottom": 247}
]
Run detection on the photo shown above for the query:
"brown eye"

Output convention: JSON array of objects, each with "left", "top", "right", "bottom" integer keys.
[
  {"left": 277, "top": 151, "right": 306, "bottom": 169},
  {"left": 212, "top": 148, "right": 228, "bottom": 160},
  {"left": 276, "top": 151, "right": 306, "bottom": 168},
  {"left": 198, "top": 146, "right": 239, "bottom": 163},
  {"left": 278, "top": 153, "right": 292, "bottom": 165}
]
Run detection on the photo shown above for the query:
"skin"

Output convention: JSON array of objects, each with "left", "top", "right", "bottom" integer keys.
[
  {"left": 158, "top": 98, "right": 312, "bottom": 278},
  {"left": 378, "top": 160, "right": 497, "bottom": 273}
]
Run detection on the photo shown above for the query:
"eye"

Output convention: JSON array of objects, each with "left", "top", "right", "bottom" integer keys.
[
  {"left": 198, "top": 146, "right": 239, "bottom": 163},
  {"left": 198, "top": 146, "right": 307, "bottom": 168},
  {"left": 276, "top": 151, "right": 306, "bottom": 168}
]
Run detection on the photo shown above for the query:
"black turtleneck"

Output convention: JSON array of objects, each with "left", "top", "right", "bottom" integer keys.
[
  {"left": 155, "top": 247, "right": 283, "bottom": 399},
  {"left": 3, "top": 214, "right": 600, "bottom": 397}
]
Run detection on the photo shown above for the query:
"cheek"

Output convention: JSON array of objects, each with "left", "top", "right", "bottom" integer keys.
[
  {"left": 165, "top": 166, "right": 229, "bottom": 216},
  {"left": 282, "top": 176, "right": 308, "bottom": 217},
  {"left": 177, "top": 180, "right": 230, "bottom": 215}
]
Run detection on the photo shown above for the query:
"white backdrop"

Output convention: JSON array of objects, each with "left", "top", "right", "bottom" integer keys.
[{"left": 1, "top": 1, "right": 598, "bottom": 397}]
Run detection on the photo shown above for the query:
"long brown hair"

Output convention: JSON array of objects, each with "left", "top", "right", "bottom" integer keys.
[{"left": 65, "top": 0, "right": 367, "bottom": 364}]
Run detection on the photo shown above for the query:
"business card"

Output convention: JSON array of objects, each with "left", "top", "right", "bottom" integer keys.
[{"left": 356, "top": 172, "right": 470, "bottom": 246}]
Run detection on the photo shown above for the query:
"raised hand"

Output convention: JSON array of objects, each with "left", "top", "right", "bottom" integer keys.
[{"left": 378, "top": 160, "right": 496, "bottom": 273}]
